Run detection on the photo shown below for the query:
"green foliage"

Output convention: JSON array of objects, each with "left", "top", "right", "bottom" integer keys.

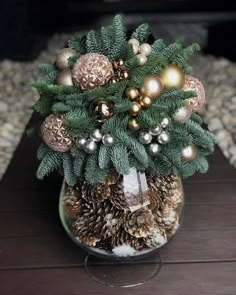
[{"left": 33, "top": 15, "right": 215, "bottom": 185}]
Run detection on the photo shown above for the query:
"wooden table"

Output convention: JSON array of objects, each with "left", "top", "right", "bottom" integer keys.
[{"left": 1, "top": 116, "right": 236, "bottom": 295}]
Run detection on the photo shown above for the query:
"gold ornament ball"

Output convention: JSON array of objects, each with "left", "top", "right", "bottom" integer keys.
[
  {"left": 160, "top": 64, "right": 185, "bottom": 89},
  {"left": 139, "top": 95, "right": 153, "bottom": 108},
  {"left": 56, "top": 69, "right": 73, "bottom": 86},
  {"left": 181, "top": 144, "right": 198, "bottom": 162},
  {"left": 122, "top": 70, "right": 130, "bottom": 80},
  {"left": 140, "top": 75, "right": 164, "bottom": 99},
  {"left": 128, "top": 118, "right": 140, "bottom": 131},
  {"left": 109, "top": 77, "right": 118, "bottom": 84},
  {"left": 126, "top": 87, "right": 139, "bottom": 101},
  {"left": 129, "top": 102, "right": 142, "bottom": 116},
  {"left": 55, "top": 48, "right": 76, "bottom": 70}
]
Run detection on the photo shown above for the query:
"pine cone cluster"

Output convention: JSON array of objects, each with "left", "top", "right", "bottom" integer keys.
[{"left": 62, "top": 173, "right": 183, "bottom": 253}]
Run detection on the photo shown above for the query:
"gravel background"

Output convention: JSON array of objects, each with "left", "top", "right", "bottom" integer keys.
[{"left": 1, "top": 33, "right": 236, "bottom": 180}]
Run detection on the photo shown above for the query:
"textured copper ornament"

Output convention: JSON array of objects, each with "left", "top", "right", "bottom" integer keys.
[
  {"left": 41, "top": 114, "right": 73, "bottom": 152},
  {"left": 72, "top": 53, "right": 114, "bottom": 90},
  {"left": 90, "top": 99, "right": 114, "bottom": 123},
  {"left": 183, "top": 75, "right": 206, "bottom": 112},
  {"left": 123, "top": 208, "right": 155, "bottom": 238}
]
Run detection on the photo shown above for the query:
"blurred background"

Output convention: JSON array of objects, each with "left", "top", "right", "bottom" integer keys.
[{"left": 1, "top": 0, "right": 236, "bottom": 178}]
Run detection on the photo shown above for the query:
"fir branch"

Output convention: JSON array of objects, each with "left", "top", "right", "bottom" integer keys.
[
  {"left": 52, "top": 102, "right": 72, "bottom": 113},
  {"left": 131, "top": 23, "right": 151, "bottom": 43},
  {"left": 110, "top": 144, "right": 130, "bottom": 175},
  {"left": 86, "top": 30, "right": 103, "bottom": 53},
  {"left": 68, "top": 34, "right": 86, "bottom": 54},
  {"left": 37, "top": 143, "right": 50, "bottom": 160},
  {"left": 73, "top": 152, "right": 86, "bottom": 177},
  {"left": 33, "top": 95, "right": 52, "bottom": 116},
  {"left": 62, "top": 153, "right": 77, "bottom": 186},
  {"left": 98, "top": 145, "right": 111, "bottom": 169},
  {"left": 37, "top": 151, "right": 62, "bottom": 180}
]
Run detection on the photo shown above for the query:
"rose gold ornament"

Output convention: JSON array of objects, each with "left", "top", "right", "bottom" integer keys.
[
  {"left": 183, "top": 75, "right": 206, "bottom": 112},
  {"left": 41, "top": 114, "right": 73, "bottom": 152},
  {"left": 55, "top": 48, "right": 76, "bottom": 70},
  {"left": 72, "top": 53, "right": 114, "bottom": 90},
  {"left": 181, "top": 144, "right": 198, "bottom": 162},
  {"left": 56, "top": 69, "right": 73, "bottom": 86}
]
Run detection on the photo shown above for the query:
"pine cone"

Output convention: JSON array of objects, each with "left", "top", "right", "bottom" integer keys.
[
  {"left": 111, "top": 228, "right": 145, "bottom": 251},
  {"left": 123, "top": 208, "right": 155, "bottom": 238},
  {"left": 165, "top": 217, "right": 180, "bottom": 236},
  {"left": 72, "top": 53, "right": 114, "bottom": 90},
  {"left": 166, "top": 187, "right": 183, "bottom": 209},
  {"left": 147, "top": 174, "right": 179, "bottom": 200},
  {"left": 63, "top": 185, "right": 83, "bottom": 220},
  {"left": 161, "top": 203, "right": 178, "bottom": 227},
  {"left": 147, "top": 190, "right": 162, "bottom": 211},
  {"left": 81, "top": 181, "right": 111, "bottom": 203},
  {"left": 144, "top": 227, "right": 167, "bottom": 248},
  {"left": 73, "top": 200, "right": 122, "bottom": 246},
  {"left": 40, "top": 114, "right": 73, "bottom": 152}
]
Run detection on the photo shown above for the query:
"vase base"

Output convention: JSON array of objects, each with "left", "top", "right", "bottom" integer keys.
[{"left": 84, "top": 251, "right": 162, "bottom": 288}]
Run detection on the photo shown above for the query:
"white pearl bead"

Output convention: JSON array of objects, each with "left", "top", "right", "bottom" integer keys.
[
  {"left": 128, "top": 38, "right": 140, "bottom": 47},
  {"left": 136, "top": 54, "right": 147, "bottom": 65},
  {"left": 132, "top": 44, "right": 139, "bottom": 55},
  {"left": 139, "top": 43, "right": 152, "bottom": 56}
]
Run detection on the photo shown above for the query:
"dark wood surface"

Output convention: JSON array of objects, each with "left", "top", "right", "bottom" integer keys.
[{"left": 0, "top": 116, "right": 236, "bottom": 294}]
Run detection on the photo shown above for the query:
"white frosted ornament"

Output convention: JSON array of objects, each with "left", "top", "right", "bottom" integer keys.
[
  {"left": 136, "top": 54, "right": 147, "bottom": 65},
  {"left": 139, "top": 43, "right": 152, "bottom": 56},
  {"left": 173, "top": 106, "right": 192, "bottom": 123},
  {"left": 128, "top": 38, "right": 140, "bottom": 47},
  {"left": 181, "top": 144, "right": 198, "bottom": 162}
]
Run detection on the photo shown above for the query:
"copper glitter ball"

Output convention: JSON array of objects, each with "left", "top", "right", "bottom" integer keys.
[
  {"left": 72, "top": 53, "right": 114, "bottom": 90},
  {"left": 41, "top": 114, "right": 73, "bottom": 152},
  {"left": 183, "top": 75, "right": 205, "bottom": 112}
]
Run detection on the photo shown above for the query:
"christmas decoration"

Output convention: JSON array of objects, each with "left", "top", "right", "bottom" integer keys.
[
  {"left": 183, "top": 75, "right": 206, "bottom": 112},
  {"left": 173, "top": 106, "right": 192, "bottom": 123},
  {"left": 56, "top": 69, "right": 73, "bottom": 86},
  {"left": 90, "top": 99, "right": 113, "bottom": 123},
  {"left": 140, "top": 75, "right": 163, "bottom": 99},
  {"left": 55, "top": 48, "right": 76, "bottom": 70},
  {"left": 72, "top": 53, "right": 114, "bottom": 90},
  {"left": 181, "top": 144, "right": 198, "bottom": 162},
  {"left": 41, "top": 114, "right": 73, "bottom": 152},
  {"left": 33, "top": 15, "right": 215, "bottom": 258},
  {"left": 160, "top": 64, "right": 185, "bottom": 89}
]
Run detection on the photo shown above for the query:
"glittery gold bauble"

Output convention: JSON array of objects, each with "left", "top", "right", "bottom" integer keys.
[
  {"left": 90, "top": 99, "right": 114, "bottom": 123},
  {"left": 160, "top": 64, "right": 185, "bottom": 89},
  {"left": 183, "top": 75, "right": 206, "bottom": 112},
  {"left": 41, "top": 114, "right": 73, "bottom": 152},
  {"left": 140, "top": 75, "right": 164, "bottom": 99},
  {"left": 126, "top": 87, "right": 139, "bottom": 101},
  {"left": 129, "top": 102, "right": 142, "bottom": 116},
  {"left": 72, "top": 53, "right": 114, "bottom": 90},
  {"left": 56, "top": 69, "right": 73, "bottom": 86},
  {"left": 128, "top": 118, "right": 140, "bottom": 130},
  {"left": 139, "top": 95, "right": 153, "bottom": 108},
  {"left": 181, "top": 144, "right": 198, "bottom": 162},
  {"left": 55, "top": 48, "right": 76, "bottom": 70}
]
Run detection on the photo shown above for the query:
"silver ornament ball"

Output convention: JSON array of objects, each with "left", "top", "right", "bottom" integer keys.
[
  {"left": 181, "top": 144, "right": 198, "bottom": 162},
  {"left": 102, "top": 134, "right": 114, "bottom": 146},
  {"left": 149, "top": 124, "right": 162, "bottom": 136},
  {"left": 173, "top": 106, "right": 192, "bottom": 123},
  {"left": 139, "top": 131, "right": 152, "bottom": 145},
  {"left": 148, "top": 143, "right": 160, "bottom": 155},
  {"left": 161, "top": 117, "right": 171, "bottom": 129},
  {"left": 157, "top": 131, "right": 170, "bottom": 145},
  {"left": 90, "top": 129, "right": 102, "bottom": 142},
  {"left": 83, "top": 139, "right": 97, "bottom": 154},
  {"left": 76, "top": 138, "right": 86, "bottom": 149}
]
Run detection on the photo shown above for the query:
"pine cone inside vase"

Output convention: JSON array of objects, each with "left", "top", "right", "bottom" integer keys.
[
  {"left": 72, "top": 53, "right": 114, "bottom": 90},
  {"left": 111, "top": 227, "right": 145, "bottom": 251},
  {"left": 63, "top": 185, "right": 84, "bottom": 220},
  {"left": 81, "top": 181, "right": 111, "bottom": 203},
  {"left": 166, "top": 186, "right": 183, "bottom": 209},
  {"left": 123, "top": 208, "right": 155, "bottom": 238},
  {"left": 144, "top": 227, "right": 167, "bottom": 248},
  {"left": 73, "top": 200, "right": 122, "bottom": 246}
]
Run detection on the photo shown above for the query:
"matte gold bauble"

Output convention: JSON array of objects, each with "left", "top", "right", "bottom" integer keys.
[
  {"left": 128, "top": 118, "right": 140, "bottom": 131},
  {"left": 140, "top": 75, "right": 164, "bottom": 99},
  {"left": 139, "top": 95, "right": 153, "bottom": 108},
  {"left": 129, "top": 102, "right": 142, "bottom": 116},
  {"left": 126, "top": 87, "right": 139, "bottom": 101},
  {"left": 56, "top": 69, "right": 73, "bottom": 86},
  {"left": 55, "top": 48, "right": 76, "bottom": 70},
  {"left": 160, "top": 64, "right": 185, "bottom": 89},
  {"left": 181, "top": 144, "right": 198, "bottom": 162},
  {"left": 90, "top": 99, "right": 114, "bottom": 123}
]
